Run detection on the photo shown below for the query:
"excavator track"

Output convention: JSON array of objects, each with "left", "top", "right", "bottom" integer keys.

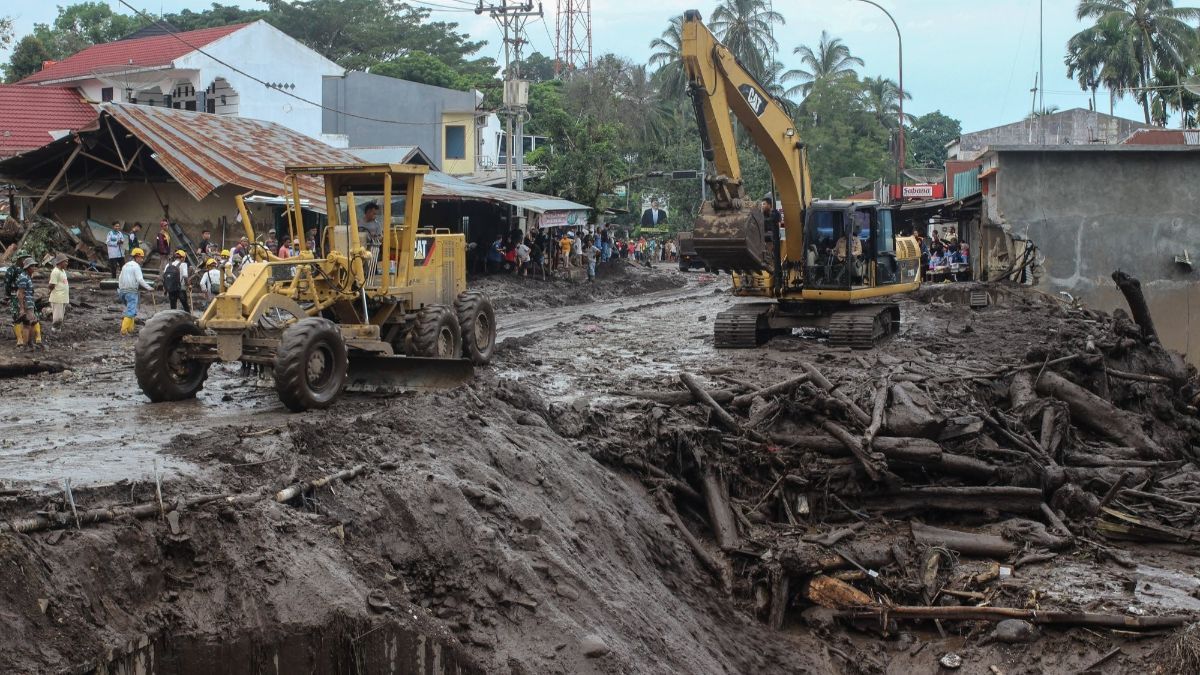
[
  {"left": 714, "top": 303, "right": 770, "bottom": 348},
  {"left": 828, "top": 305, "right": 900, "bottom": 350}
]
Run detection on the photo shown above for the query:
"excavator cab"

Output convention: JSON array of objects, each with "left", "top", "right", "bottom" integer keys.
[{"left": 802, "top": 202, "right": 918, "bottom": 291}]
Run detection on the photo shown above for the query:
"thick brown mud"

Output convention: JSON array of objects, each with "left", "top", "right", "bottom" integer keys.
[{"left": 2, "top": 265, "right": 1199, "bottom": 674}]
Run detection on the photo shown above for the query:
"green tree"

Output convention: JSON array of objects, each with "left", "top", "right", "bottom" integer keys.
[
  {"left": 372, "top": 52, "right": 465, "bottom": 89},
  {"left": 784, "top": 30, "right": 863, "bottom": 98},
  {"left": 907, "top": 111, "right": 962, "bottom": 167},
  {"left": 708, "top": 0, "right": 784, "bottom": 79},
  {"left": 526, "top": 114, "right": 625, "bottom": 212},
  {"left": 1074, "top": 0, "right": 1200, "bottom": 124},
  {"left": 795, "top": 75, "right": 891, "bottom": 199},
  {"left": 649, "top": 17, "right": 687, "bottom": 100},
  {"left": 4, "top": 35, "right": 51, "bottom": 82},
  {"left": 860, "top": 76, "right": 912, "bottom": 130},
  {"left": 31, "top": 2, "right": 141, "bottom": 59},
  {"left": 1065, "top": 14, "right": 1139, "bottom": 112},
  {"left": 162, "top": 3, "right": 267, "bottom": 31},
  {"left": 263, "top": 0, "right": 489, "bottom": 72},
  {"left": 514, "top": 52, "right": 556, "bottom": 82}
]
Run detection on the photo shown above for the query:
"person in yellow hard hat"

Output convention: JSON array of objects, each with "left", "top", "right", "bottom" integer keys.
[
  {"left": 163, "top": 250, "right": 191, "bottom": 312},
  {"left": 117, "top": 248, "right": 154, "bottom": 335},
  {"left": 199, "top": 257, "right": 222, "bottom": 308}
]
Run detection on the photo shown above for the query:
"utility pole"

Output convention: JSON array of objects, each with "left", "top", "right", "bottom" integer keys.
[
  {"left": 1038, "top": 0, "right": 1045, "bottom": 144},
  {"left": 478, "top": 1, "right": 542, "bottom": 192}
]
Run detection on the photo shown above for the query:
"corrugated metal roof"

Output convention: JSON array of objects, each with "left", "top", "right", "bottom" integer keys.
[
  {"left": 19, "top": 23, "right": 249, "bottom": 85},
  {"left": 421, "top": 173, "right": 590, "bottom": 213},
  {"left": 0, "top": 85, "right": 97, "bottom": 157},
  {"left": 102, "top": 102, "right": 359, "bottom": 210},
  {"left": 98, "top": 103, "right": 590, "bottom": 214}
]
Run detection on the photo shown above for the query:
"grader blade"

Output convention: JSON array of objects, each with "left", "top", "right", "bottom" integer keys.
[{"left": 345, "top": 355, "right": 473, "bottom": 393}]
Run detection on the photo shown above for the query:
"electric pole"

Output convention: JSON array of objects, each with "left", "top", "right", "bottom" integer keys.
[{"left": 478, "top": 1, "right": 542, "bottom": 192}]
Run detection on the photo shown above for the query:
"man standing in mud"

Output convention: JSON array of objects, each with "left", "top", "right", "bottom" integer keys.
[{"left": 118, "top": 248, "right": 155, "bottom": 336}]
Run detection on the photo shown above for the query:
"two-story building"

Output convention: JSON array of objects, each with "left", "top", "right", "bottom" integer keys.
[{"left": 17, "top": 21, "right": 346, "bottom": 145}]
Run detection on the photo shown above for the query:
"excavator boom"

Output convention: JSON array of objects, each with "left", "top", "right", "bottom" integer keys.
[{"left": 681, "top": 9, "right": 811, "bottom": 276}]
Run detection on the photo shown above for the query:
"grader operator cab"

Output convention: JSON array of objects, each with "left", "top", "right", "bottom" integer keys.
[
  {"left": 681, "top": 11, "right": 922, "bottom": 349},
  {"left": 133, "top": 163, "right": 496, "bottom": 411}
]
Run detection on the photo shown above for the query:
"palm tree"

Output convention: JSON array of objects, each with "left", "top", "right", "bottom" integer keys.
[
  {"left": 783, "top": 30, "right": 864, "bottom": 99},
  {"left": 649, "top": 17, "right": 687, "bottom": 100},
  {"left": 1075, "top": 0, "right": 1200, "bottom": 124},
  {"left": 618, "top": 64, "right": 674, "bottom": 145},
  {"left": 709, "top": 0, "right": 785, "bottom": 78},
  {"left": 1065, "top": 14, "right": 1139, "bottom": 113},
  {"left": 860, "top": 76, "right": 913, "bottom": 130}
]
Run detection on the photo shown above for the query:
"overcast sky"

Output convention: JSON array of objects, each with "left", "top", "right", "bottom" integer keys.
[{"left": 2, "top": 0, "right": 1163, "bottom": 131}]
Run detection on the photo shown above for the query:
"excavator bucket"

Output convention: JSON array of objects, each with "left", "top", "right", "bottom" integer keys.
[
  {"left": 692, "top": 203, "right": 769, "bottom": 273},
  {"left": 345, "top": 354, "right": 474, "bottom": 394}
]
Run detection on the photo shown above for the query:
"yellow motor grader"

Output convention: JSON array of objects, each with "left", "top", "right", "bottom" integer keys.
[{"left": 134, "top": 163, "right": 495, "bottom": 411}]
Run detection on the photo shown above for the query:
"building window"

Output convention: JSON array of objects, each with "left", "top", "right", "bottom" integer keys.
[
  {"left": 206, "top": 98, "right": 216, "bottom": 114},
  {"left": 445, "top": 125, "right": 466, "bottom": 160},
  {"left": 101, "top": 87, "right": 113, "bottom": 102}
]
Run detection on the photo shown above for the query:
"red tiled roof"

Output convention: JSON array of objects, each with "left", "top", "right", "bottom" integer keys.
[
  {"left": 18, "top": 23, "right": 250, "bottom": 85},
  {"left": 0, "top": 86, "right": 97, "bottom": 157}
]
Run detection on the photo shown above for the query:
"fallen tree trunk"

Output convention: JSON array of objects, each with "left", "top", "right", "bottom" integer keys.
[
  {"left": 1112, "top": 270, "right": 1158, "bottom": 343},
  {"left": 680, "top": 373, "right": 764, "bottom": 441},
  {"left": 838, "top": 604, "right": 1193, "bottom": 630},
  {"left": 859, "top": 486, "right": 1044, "bottom": 515},
  {"left": 910, "top": 521, "right": 1015, "bottom": 558},
  {"left": 731, "top": 375, "right": 809, "bottom": 409},
  {"left": 656, "top": 491, "right": 731, "bottom": 594},
  {"left": 800, "top": 362, "right": 871, "bottom": 426},
  {"left": 0, "top": 356, "right": 68, "bottom": 378},
  {"left": 777, "top": 541, "right": 896, "bottom": 575},
  {"left": 1035, "top": 371, "right": 1165, "bottom": 458},
  {"left": 1, "top": 492, "right": 235, "bottom": 533},
  {"left": 624, "top": 389, "right": 736, "bottom": 405},
  {"left": 275, "top": 464, "right": 368, "bottom": 502},
  {"left": 778, "top": 435, "right": 997, "bottom": 481},
  {"left": 818, "top": 416, "right": 887, "bottom": 482}
]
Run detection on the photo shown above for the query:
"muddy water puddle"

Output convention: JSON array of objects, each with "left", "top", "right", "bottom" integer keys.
[{"left": 1, "top": 364, "right": 296, "bottom": 488}]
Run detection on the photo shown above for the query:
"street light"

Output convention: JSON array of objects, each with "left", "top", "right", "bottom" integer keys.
[{"left": 853, "top": 0, "right": 904, "bottom": 186}]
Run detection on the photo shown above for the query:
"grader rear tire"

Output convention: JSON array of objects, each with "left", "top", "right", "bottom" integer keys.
[
  {"left": 454, "top": 291, "right": 496, "bottom": 365},
  {"left": 274, "top": 317, "right": 348, "bottom": 412},
  {"left": 408, "top": 305, "right": 461, "bottom": 359},
  {"left": 135, "top": 310, "right": 210, "bottom": 401}
]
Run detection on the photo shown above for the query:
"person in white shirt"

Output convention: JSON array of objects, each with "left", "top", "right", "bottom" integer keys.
[
  {"left": 199, "top": 258, "right": 223, "bottom": 308},
  {"left": 118, "top": 248, "right": 154, "bottom": 335},
  {"left": 48, "top": 254, "right": 70, "bottom": 330},
  {"left": 163, "top": 250, "right": 191, "bottom": 312},
  {"left": 516, "top": 239, "right": 531, "bottom": 276}
]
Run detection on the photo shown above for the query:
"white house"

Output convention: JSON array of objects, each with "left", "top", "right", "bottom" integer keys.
[{"left": 18, "top": 21, "right": 345, "bottom": 145}]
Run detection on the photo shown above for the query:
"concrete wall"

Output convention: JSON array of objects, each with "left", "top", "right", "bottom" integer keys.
[
  {"left": 322, "top": 72, "right": 477, "bottom": 162},
  {"left": 958, "top": 108, "right": 1141, "bottom": 160},
  {"left": 173, "top": 21, "right": 345, "bottom": 139},
  {"left": 989, "top": 148, "right": 1200, "bottom": 361}
]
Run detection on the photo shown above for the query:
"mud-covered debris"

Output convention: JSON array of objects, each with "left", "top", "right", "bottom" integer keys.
[
  {"left": 580, "top": 634, "right": 610, "bottom": 657},
  {"left": 992, "top": 619, "right": 1039, "bottom": 644},
  {"left": 939, "top": 652, "right": 963, "bottom": 669}
]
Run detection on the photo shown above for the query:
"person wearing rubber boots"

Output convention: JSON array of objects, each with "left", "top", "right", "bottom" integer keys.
[
  {"left": 118, "top": 248, "right": 154, "bottom": 336},
  {"left": 12, "top": 257, "right": 42, "bottom": 351}
]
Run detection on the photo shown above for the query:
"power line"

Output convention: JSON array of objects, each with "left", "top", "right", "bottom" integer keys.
[{"left": 114, "top": 0, "right": 475, "bottom": 128}]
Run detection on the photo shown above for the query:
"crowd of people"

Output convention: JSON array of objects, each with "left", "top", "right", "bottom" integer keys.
[
  {"left": 483, "top": 224, "right": 679, "bottom": 281},
  {"left": 6, "top": 217, "right": 317, "bottom": 349},
  {"left": 920, "top": 226, "right": 970, "bottom": 278}
]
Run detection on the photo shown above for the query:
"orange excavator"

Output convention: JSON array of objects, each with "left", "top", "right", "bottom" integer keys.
[{"left": 681, "top": 10, "right": 922, "bottom": 348}]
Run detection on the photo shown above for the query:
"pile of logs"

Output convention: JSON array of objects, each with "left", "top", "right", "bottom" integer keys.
[{"left": 601, "top": 274, "right": 1200, "bottom": 635}]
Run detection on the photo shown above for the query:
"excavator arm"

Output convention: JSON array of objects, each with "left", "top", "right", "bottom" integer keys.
[{"left": 681, "top": 9, "right": 811, "bottom": 280}]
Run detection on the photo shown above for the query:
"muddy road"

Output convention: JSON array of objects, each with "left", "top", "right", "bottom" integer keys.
[{"left": 0, "top": 264, "right": 701, "bottom": 488}]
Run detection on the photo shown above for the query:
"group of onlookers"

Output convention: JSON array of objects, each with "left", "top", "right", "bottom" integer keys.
[{"left": 482, "top": 224, "right": 679, "bottom": 282}]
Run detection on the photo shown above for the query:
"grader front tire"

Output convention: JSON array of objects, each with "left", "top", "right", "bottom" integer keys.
[
  {"left": 455, "top": 291, "right": 496, "bottom": 365},
  {"left": 274, "top": 317, "right": 349, "bottom": 412},
  {"left": 135, "top": 310, "right": 210, "bottom": 402},
  {"left": 408, "top": 305, "right": 462, "bottom": 359}
]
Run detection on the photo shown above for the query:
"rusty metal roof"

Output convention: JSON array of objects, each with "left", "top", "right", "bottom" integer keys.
[
  {"left": 100, "top": 103, "right": 590, "bottom": 214},
  {"left": 102, "top": 102, "right": 358, "bottom": 210}
]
